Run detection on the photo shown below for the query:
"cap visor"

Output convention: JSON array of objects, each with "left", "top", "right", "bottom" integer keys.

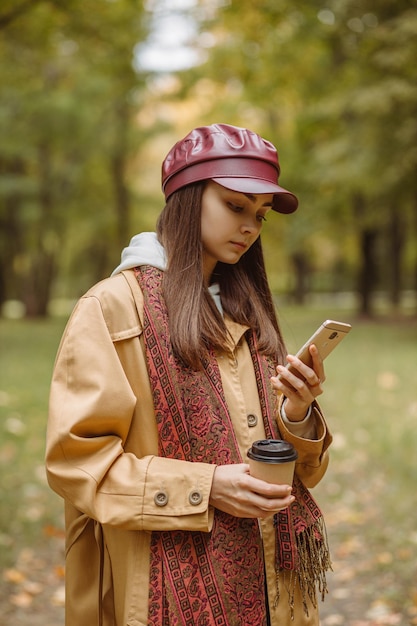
[{"left": 212, "top": 177, "right": 298, "bottom": 214}]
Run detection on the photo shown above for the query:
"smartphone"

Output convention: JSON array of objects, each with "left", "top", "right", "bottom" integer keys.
[{"left": 285, "top": 319, "right": 352, "bottom": 376}]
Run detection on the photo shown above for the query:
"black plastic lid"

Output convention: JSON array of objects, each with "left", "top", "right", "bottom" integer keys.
[{"left": 247, "top": 439, "right": 298, "bottom": 463}]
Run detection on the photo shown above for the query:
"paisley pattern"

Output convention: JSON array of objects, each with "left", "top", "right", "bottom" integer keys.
[{"left": 135, "top": 266, "right": 330, "bottom": 624}]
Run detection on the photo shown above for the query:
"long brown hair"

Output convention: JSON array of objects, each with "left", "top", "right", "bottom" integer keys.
[{"left": 156, "top": 182, "right": 287, "bottom": 369}]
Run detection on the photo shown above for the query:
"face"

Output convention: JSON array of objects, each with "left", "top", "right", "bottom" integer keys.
[{"left": 200, "top": 181, "right": 273, "bottom": 282}]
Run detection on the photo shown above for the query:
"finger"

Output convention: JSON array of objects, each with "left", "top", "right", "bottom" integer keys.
[
  {"left": 248, "top": 475, "right": 293, "bottom": 497},
  {"left": 284, "top": 354, "right": 322, "bottom": 388},
  {"left": 275, "top": 364, "right": 312, "bottom": 395},
  {"left": 258, "top": 497, "right": 295, "bottom": 514},
  {"left": 254, "top": 493, "right": 296, "bottom": 515},
  {"left": 309, "top": 345, "right": 326, "bottom": 383}
]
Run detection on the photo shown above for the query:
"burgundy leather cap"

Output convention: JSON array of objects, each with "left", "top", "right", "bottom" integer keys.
[{"left": 161, "top": 124, "right": 298, "bottom": 214}]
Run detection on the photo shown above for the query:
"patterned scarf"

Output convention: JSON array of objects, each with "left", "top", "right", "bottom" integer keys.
[{"left": 135, "top": 266, "right": 330, "bottom": 625}]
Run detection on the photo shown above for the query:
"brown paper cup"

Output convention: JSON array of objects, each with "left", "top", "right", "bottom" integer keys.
[
  {"left": 248, "top": 457, "right": 296, "bottom": 485},
  {"left": 247, "top": 439, "right": 298, "bottom": 486}
]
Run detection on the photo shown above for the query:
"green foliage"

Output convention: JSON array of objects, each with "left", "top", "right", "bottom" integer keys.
[
  {"left": 0, "top": 0, "right": 152, "bottom": 313},
  {"left": 1, "top": 0, "right": 416, "bottom": 317},
  {"left": 185, "top": 0, "right": 417, "bottom": 309}
]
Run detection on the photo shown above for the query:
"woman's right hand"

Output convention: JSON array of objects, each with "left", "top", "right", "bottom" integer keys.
[{"left": 209, "top": 463, "right": 295, "bottom": 519}]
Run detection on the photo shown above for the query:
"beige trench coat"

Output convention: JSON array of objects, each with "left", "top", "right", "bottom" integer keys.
[{"left": 46, "top": 270, "right": 332, "bottom": 626}]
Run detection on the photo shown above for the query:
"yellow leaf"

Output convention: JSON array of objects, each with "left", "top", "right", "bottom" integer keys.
[
  {"left": 10, "top": 591, "right": 33, "bottom": 607},
  {"left": 3, "top": 568, "right": 26, "bottom": 584}
]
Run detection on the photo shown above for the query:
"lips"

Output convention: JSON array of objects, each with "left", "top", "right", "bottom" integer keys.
[{"left": 230, "top": 241, "right": 248, "bottom": 251}]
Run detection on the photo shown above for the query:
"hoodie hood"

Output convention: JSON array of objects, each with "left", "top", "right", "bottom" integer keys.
[
  {"left": 112, "top": 232, "right": 166, "bottom": 275},
  {"left": 112, "top": 231, "right": 223, "bottom": 314}
]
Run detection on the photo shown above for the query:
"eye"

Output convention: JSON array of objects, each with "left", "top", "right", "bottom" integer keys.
[
  {"left": 227, "top": 202, "right": 244, "bottom": 213},
  {"left": 257, "top": 214, "right": 267, "bottom": 223}
]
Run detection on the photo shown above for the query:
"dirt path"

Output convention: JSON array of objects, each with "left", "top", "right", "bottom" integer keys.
[
  {"left": 0, "top": 544, "right": 64, "bottom": 626},
  {"left": 1, "top": 534, "right": 414, "bottom": 625}
]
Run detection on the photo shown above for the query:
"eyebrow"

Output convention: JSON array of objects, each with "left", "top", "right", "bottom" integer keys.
[{"left": 244, "top": 193, "right": 274, "bottom": 207}]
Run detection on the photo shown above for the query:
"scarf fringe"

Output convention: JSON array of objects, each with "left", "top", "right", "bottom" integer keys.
[{"left": 274, "top": 517, "right": 332, "bottom": 619}]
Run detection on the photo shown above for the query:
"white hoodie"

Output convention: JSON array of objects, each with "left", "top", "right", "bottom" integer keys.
[
  {"left": 112, "top": 231, "right": 223, "bottom": 313},
  {"left": 112, "top": 232, "right": 166, "bottom": 275}
]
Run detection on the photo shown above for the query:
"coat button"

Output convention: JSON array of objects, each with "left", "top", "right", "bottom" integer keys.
[
  {"left": 188, "top": 490, "right": 203, "bottom": 506},
  {"left": 154, "top": 490, "right": 169, "bottom": 507},
  {"left": 247, "top": 413, "right": 258, "bottom": 427}
]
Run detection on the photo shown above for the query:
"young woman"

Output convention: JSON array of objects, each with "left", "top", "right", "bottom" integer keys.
[{"left": 46, "top": 123, "right": 332, "bottom": 626}]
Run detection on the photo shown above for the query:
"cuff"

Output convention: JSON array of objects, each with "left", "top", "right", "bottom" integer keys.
[{"left": 280, "top": 400, "right": 317, "bottom": 439}]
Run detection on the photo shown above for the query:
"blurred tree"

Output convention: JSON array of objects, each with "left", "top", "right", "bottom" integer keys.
[
  {"left": 1, "top": 0, "right": 415, "bottom": 317},
  {"left": 0, "top": 0, "right": 45, "bottom": 29},
  {"left": 309, "top": 0, "right": 417, "bottom": 315},
  {"left": 0, "top": 0, "right": 150, "bottom": 316},
  {"left": 179, "top": 0, "right": 417, "bottom": 314}
]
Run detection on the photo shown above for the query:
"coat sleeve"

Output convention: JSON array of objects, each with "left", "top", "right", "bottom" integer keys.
[
  {"left": 276, "top": 396, "right": 332, "bottom": 488},
  {"left": 46, "top": 288, "right": 216, "bottom": 532}
]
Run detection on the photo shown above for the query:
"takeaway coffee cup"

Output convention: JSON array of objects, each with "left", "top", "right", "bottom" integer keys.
[{"left": 247, "top": 439, "right": 298, "bottom": 486}]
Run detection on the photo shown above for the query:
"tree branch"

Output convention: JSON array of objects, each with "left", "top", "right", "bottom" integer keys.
[{"left": 0, "top": 0, "right": 45, "bottom": 30}]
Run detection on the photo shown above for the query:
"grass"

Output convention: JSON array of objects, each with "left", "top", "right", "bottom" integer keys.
[
  {"left": 0, "top": 305, "right": 416, "bottom": 622},
  {"left": 278, "top": 305, "right": 417, "bottom": 621},
  {"left": 0, "top": 318, "right": 67, "bottom": 567}
]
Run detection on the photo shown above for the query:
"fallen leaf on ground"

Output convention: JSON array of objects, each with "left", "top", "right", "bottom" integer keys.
[
  {"left": 23, "top": 580, "right": 43, "bottom": 595},
  {"left": 10, "top": 591, "right": 33, "bottom": 607},
  {"left": 51, "top": 585, "right": 65, "bottom": 606},
  {"left": 3, "top": 568, "right": 26, "bottom": 584}
]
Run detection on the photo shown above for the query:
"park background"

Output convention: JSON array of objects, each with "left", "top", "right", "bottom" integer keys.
[{"left": 0, "top": 1, "right": 416, "bottom": 624}]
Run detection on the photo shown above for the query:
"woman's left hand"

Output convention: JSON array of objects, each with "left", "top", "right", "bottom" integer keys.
[{"left": 270, "top": 344, "right": 325, "bottom": 422}]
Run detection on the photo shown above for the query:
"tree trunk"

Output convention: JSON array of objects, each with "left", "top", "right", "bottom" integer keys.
[
  {"left": 111, "top": 100, "right": 130, "bottom": 249},
  {"left": 414, "top": 188, "right": 417, "bottom": 316},
  {"left": 0, "top": 157, "right": 25, "bottom": 309},
  {"left": 357, "top": 227, "right": 378, "bottom": 317},
  {"left": 24, "top": 251, "right": 56, "bottom": 317},
  {"left": 291, "top": 251, "right": 309, "bottom": 305},
  {"left": 23, "top": 142, "right": 56, "bottom": 317},
  {"left": 0, "top": 199, "right": 20, "bottom": 306},
  {"left": 387, "top": 204, "right": 404, "bottom": 310}
]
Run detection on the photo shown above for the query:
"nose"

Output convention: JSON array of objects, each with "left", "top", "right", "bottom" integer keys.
[{"left": 240, "top": 216, "right": 261, "bottom": 235}]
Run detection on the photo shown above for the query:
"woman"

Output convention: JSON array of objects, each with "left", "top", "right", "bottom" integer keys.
[{"left": 46, "top": 123, "right": 332, "bottom": 626}]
